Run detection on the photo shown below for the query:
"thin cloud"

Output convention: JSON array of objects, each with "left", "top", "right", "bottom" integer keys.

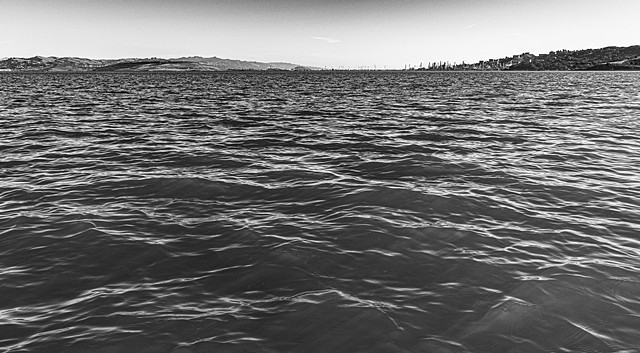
[
  {"left": 461, "top": 23, "right": 478, "bottom": 30},
  {"left": 313, "top": 36, "right": 341, "bottom": 44}
]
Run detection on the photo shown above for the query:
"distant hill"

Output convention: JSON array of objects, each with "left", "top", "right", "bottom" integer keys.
[
  {"left": 0, "top": 56, "right": 115, "bottom": 72},
  {"left": 419, "top": 45, "right": 640, "bottom": 71},
  {"left": 505, "top": 45, "right": 640, "bottom": 71},
  {"left": 0, "top": 56, "right": 319, "bottom": 72}
]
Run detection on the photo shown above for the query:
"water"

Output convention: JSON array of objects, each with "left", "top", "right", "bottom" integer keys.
[{"left": 1, "top": 71, "right": 639, "bottom": 353}]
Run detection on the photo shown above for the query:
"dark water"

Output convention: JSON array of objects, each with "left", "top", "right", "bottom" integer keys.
[{"left": 1, "top": 71, "right": 639, "bottom": 353}]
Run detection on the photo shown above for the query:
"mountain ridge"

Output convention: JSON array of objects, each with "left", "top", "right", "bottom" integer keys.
[
  {"left": 415, "top": 45, "right": 640, "bottom": 71},
  {"left": 0, "top": 56, "right": 319, "bottom": 72},
  {"left": 2, "top": 45, "right": 640, "bottom": 72}
]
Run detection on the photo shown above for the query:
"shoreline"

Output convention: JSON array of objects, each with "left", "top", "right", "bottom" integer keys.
[{"left": 2, "top": 68, "right": 640, "bottom": 74}]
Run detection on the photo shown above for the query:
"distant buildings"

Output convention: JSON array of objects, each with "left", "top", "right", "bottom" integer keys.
[
  {"left": 627, "top": 57, "right": 640, "bottom": 66},
  {"left": 414, "top": 45, "right": 640, "bottom": 71}
]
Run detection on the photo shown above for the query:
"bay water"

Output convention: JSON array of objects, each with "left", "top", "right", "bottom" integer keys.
[{"left": 1, "top": 71, "right": 639, "bottom": 352}]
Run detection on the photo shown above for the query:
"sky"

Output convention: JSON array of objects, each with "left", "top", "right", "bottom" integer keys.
[{"left": 0, "top": 0, "right": 638, "bottom": 68}]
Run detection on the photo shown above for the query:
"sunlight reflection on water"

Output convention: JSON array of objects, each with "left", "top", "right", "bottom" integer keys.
[{"left": 1, "top": 71, "right": 639, "bottom": 353}]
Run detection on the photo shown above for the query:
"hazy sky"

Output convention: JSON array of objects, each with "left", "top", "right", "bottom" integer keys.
[{"left": 0, "top": 0, "right": 638, "bottom": 68}]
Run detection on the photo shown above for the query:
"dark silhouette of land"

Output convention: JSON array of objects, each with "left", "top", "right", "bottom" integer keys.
[
  {"left": 1, "top": 45, "right": 639, "bottom": 72},
  {"left": 412, "top": 45, "right": 640, "bottom": 71},
  {"left": 0, "top": 56, "right": 318, "bottom": 72}
]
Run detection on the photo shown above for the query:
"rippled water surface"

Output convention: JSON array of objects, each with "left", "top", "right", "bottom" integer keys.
[{"left": 1, "top": 71, "right": 640, "bottom": 353}]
